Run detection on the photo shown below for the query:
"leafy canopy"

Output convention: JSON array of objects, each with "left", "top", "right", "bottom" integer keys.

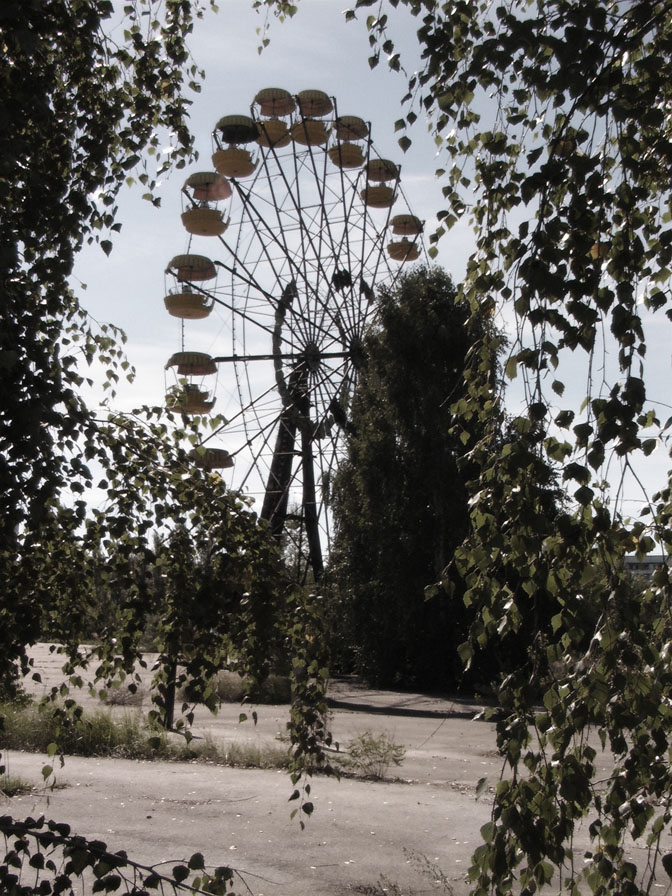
[
  {"left": 266, "top": 1, "right": 672, "bottom": 893},
  {"left": 1, "top": 1, "right": 331, "bottom": 889},
  {"left": 1, "top": 0, "right": 207, "bottom": 683}
]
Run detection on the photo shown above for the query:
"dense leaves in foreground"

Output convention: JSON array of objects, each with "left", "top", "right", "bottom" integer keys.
[
  {"left": 269, "top": 0, "right": 672, "bottom": 893},
  {"left": 329, "top": 266, "right": 566, "bottom": 692},
  {"left": 1, "top": 0, "right": 202, "bottom": 690},
  {"left": 0, "top": 815, "right": 240, "bottom": 895},
  {"left": 1, "top": 0, "right": 330, "bottom": 891}
]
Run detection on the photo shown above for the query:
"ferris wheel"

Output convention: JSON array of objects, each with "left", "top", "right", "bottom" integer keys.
[{"left": 163, "top": 88, "right": 424, "bottom": 579}]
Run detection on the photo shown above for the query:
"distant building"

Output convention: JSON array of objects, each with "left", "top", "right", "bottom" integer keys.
[{"left": 625, "top": 554, "right": 666, "bottom": 578}]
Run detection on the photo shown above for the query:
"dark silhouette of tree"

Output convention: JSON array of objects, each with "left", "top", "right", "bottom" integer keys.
[{"left": 328, "top": 266, "right": 496, "bottom": 689}]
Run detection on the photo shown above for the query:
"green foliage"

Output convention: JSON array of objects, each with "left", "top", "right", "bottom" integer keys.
[
  {"left": 450, "top": 418, "right": 576, "bottom": 695},
  {"left": 139, "top": 517, "right": 290, "bottom": 728},
  {"left": 340, "top": 730, "right": 406, "bottom": 779},
  {"left": 262, "top": 0, "right": 672, "bottom": 892},
  {"left": 0, "top": 0, "right": 331, "bottom": 887},
  {"left": 251, "top": 0, "right": 300, "bottom": 51},
  {"left": 0, "top": 814, "right": 242, "bottom": 894},
  {"left": 1, "top": 702, "right": 174, "bottom": 760},
  {"left": 328, "top": 266, "right": 498, "bottom": 688},
  {"left": 11, "top": 413, "right": 291, "bottom": 727},
  {"left": 0, "top": 702, "right": 291, "bottom": 769},
  {"left": 357, "top": 850, "right": 455, "bottom": 896},
  {"left": 0, "top": 775, "right": 33, "bottom": 799},
  {"left": 0, "top": 0, "right": 205, "bottom": 693},
  {"left": 180, "top": 670, "right": 292, "bottom": 705},
  {"left": 286, "top": 591, "right": 332, "bottom": 774},
  {"left": 333, "top": 0, "right": 672, "bottom": 893}
]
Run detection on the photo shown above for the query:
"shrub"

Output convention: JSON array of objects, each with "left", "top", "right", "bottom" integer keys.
[
  {"left": 340, "top": 730, "right": 405, "bottom": 779},
  {"left": 180, "top": 671, "right": 292, "bottom": 705}
]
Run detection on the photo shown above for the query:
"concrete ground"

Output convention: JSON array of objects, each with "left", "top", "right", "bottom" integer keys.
[{"left": 0, "top": 645, "right": 616, "bottom": 895}]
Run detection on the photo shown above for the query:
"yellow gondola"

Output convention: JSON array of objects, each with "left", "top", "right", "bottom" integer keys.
[
  {"left": 166, "top": 384, "right": 215, "bottom": 416},
  {"left": 181, "top": 207, "right": 228, "bottom": 236},
  {"left": 335, "top": 116, "right": 369, "bottom": 141},
  {"left": 254, "top": 87, "right": 296, "bottom": 118},
  {"left": 327, "top": 143, "right": 365, "bottom": 169},
  {"left": 387, "top": 239, "right": 421, "bottom": 262},
  {"left": 165, "top": 351, "right": 217, "bottom": 376},
  {"left": 183, "top": 171, "right": 232, "bottom": 201},
  {"left": 168, "top": 254, "right": 217, "bottom": 282},
  {"left": 390, "top": 214, "right": 423, "bottom": 236},
  {"left": 212, "top": 147, "right": 257, "bottom": 178},
  {"left": 256, "top": 118, "right": 292, "bottom": 149},
  {"left": 215, "top": 114, "right": 259, "bottom": 144},
  {"left": 189, "top": 447, "right": 234, "bottom": 470},
  {"left": 291, "top": 120, "right": 330, "bottom": 146},
  {"left": 296, "top": 89, "right": 333, "bottom": 118},
  {"left": 163, "top": 290, "right": 214, "bottom": 320},
  {"left": 360, "top": 184, "right": 397, "bottom": 208},
  {"left": 366, "top": 158, "right": 400, "bottom": 182}
]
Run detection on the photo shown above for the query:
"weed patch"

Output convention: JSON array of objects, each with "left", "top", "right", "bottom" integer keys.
[
  {"left": 0, "top": 774, "right": 34, "bottom": 798},
  {"left": 339, "top": 730, "right": 406, "bottom": 779},
  {"left": 99, "top": 684, "right": 146, "bottom": 707}
]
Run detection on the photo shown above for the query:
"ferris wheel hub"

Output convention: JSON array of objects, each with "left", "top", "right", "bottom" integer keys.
[
  {"left": 349, "top": 336, "right": 367, "bottom": 370},
  {"left": 302, "top": 341, "right": 322, "bottom": 373}
]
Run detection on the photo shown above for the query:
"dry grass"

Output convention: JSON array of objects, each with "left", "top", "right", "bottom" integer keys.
[
  {"left": 0, "top": 773, "right": 34, "bottom": 797},
  {"left": 0, "top": 702, "right": 290, "bottom": 770}
]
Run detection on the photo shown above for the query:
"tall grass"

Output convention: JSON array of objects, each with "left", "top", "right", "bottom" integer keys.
[
  {"left": 0, "top": 703, "right": 289, "bottom": 769},
  {"left": 0, "top": 703, "right": 173, "bottom": 759},
  {"left": 0, "top": 773, "right": 34, "bottom": 797}
]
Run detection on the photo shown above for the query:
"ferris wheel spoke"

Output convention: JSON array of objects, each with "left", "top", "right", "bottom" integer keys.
[
  {"left": 270, "top": 140, "right": 356, "bottom": 344},
  {"left": 237, "top": 416, "right": 288, "bottom": 494},
  {"left": 328, "top": 177, "right": 367, "bottom": 333},
  {"left": 232, "top": 179, "right": 316, "bottom": 301},
  {"left": 256, "top": 145, "right": 303, "bottom": 280},
  {"left": 286, "top": 157, "right": 340, "bottom": 347},
  {"left": 230, "top": 182, "right": 343, "bottom": 349},
  {"left": 308, "top": 356, "right": 352, "bottom": 426},
  {"left": 215, "top": 208, "right": 297, "bottom": 314},
  {"left": 206, "top": 375, "right": 281, "bottom": 440},
  {"left": 299, "top": 129, "right": 348, "bottom": 273},
  {"left": 234, "top": 189, "right": 299, "bottom": 288},
  {"left": 219, "top": 393, "right": 295, "bottom": 502},
  {"left": 206, "top": 274, "right": 276, "bottom": 337},
  {"left": 233, "top": 369, "right": 280, "bottom": 461}
]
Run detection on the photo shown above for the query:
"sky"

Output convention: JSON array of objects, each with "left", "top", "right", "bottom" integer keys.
[{"left": 73, "top": 0, "right": 671, "bottom": 525}]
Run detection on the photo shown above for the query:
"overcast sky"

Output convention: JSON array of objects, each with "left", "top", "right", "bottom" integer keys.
[{"left": 73, "top": 0, "right": 670, "bottom": 520}]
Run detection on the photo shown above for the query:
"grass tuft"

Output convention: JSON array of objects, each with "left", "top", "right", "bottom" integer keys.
[
  {"left": 99, "top": 684, "right": 146, "bottom": 707},
  {"left": 0, "top": 773, "right": 34, "bottom": 797},
  {"left": 338, "top": 730, "right": 406, "bottom": 779}
]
